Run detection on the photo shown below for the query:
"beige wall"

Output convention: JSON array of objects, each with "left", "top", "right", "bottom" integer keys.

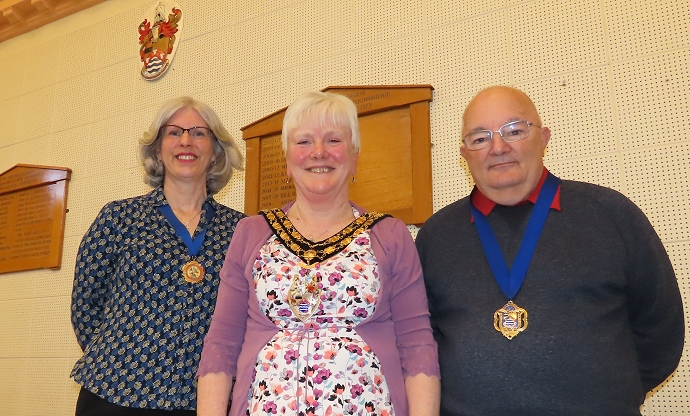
[{"left": 0, "top": 0, "right": 688, "bottom": 414}]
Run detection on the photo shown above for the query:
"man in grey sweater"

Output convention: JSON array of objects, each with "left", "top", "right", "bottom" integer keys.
[{"left": 416, "top": 86, "right": 684, "bottom": 416}]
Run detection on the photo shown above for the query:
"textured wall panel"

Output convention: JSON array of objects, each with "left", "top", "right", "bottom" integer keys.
[
  {"left": 13, "top": 135, "right": 52, "bottom": 167},
  {"left": 91, "top": 59, "right": 138, "bottom": 122},
  {"left": 0, "top": 96, "right": 21, "bottom": 147},
  {"left": 23, "top": 359, "right": 78, "bottom": 415},
  {"left": 272, "top": 67, "right": 299, "bottom": 115},
  {"left": 88, "top": 113, "right": 137, "bottom": 174},
  {"left": 0, "top": 54, "right": 24, "bottom": 102},
  {"left": 0, "top": 272, "right": 35, "bottom": 302},
  {"left": 606, "top": 0, "right": 690, "bottom": 63},
  {"left": 354, "top": 0, "right": 424, "bottom": 48},
  {"left": 510, "top": 0, "right": 607, "bottom": 82},
  {"left": 55, "top": 25, "right": 100, "bottom": 83},
  {"left": 233, "top": 75, "right": 281, "bottom": 128},
  {"left": 548, "top": 153, "right": 623, "bottom": 192},
  {"left": 426, "top": 0, "right": 503, "bottom": 28},
  {"left": 16, "top": 86, "right": 55, "bottom": 141},
  {"left": 353, "top": 34, "right": 427, "bottom": 85},
  {"left": 233, "top": 10, "right": 291, "bottom": 82},
  {"left": 93, "top": 7, "right": 140, "bottom": 71},
  {"left": 296, "top": 53, "right": 354, "bottom": 94},
  {"left": 0, "top": 358, "right": 27, "bottom": 415},
  {"left": 612, "top": 50, "right": 690, "bottom": 150},
  {"left": 176, "top": 0, "right": 235, "bottom": 39},
  {"left": 19, "top": 42, "right": 59, "bottom": 94},
  {"left": 0, "top": 299, "right": 32, "bottom": 356},
  {"left": 290, "top": 1, "right": 312, "bottom": 66},
  {"left": 427, "top": 10, "right": 510, "bottom": 101},
  {"left": 292, "top": 0, "right": 353, "bottom": 65},
  {"left": 52, "top": 73, "right": 96, "bottom": 133},
  {"left": 231, "top": 0, "right": 292, "bottom": 24},
  {"left": 174, "top": 34, "right": 231, "bottom": 97}
]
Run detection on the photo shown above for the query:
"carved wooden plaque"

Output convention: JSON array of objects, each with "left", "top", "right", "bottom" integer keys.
[
  {"left": 0, "top": 164, "right": 72, "bottom": 274},
  {"left": 242, "top": 85, "right": 434, "bottom": 225}
]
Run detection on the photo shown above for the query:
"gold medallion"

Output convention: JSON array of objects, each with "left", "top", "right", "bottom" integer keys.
[
  {"left": 182, "top": 260, "right": 205, "bottom": 283},
  {"left": 287, "top": 274, "right": 322, "bottom": 322},
  {"left": 494, "top": 300, "right": 528, "bottom": 340}
]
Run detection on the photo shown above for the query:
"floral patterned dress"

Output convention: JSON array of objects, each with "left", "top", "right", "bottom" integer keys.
[{"left": 248, "top": 208, "right": 394, "bottom": 416}]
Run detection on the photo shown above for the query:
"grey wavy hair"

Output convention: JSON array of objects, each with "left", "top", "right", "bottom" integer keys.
[
  {"left": 281, "top": 91, "right": 360, "bottom": 153},
  {"left": 139, "top": 96, "right": 244, "bottom": 194}
]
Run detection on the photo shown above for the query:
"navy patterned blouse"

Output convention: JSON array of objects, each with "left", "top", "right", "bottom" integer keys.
[{"left": 70, "top": 187, "right": 244, "bottom": 410}]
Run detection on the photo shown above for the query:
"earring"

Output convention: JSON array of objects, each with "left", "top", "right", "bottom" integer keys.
[
  {"left": 352, "top": 176, "right": 356, "bottom": 183},
  {"left": 286, "top": 177, "right": 291, "bottom": 184},
  {"left": 211, "top": 160, "right": 217, "bottom": 166}
]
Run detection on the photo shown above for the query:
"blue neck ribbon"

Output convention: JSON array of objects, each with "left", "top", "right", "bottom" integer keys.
[
  {"left": 157, "top": 203, "right": 215, "bottom": 256},
  {"left": 470, "top": 172, "right": 560, "bottom": 300}
]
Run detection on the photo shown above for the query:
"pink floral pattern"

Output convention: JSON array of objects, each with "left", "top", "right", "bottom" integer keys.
[{"left": 249, "top": 230, "right": 394, "bottom": 415}]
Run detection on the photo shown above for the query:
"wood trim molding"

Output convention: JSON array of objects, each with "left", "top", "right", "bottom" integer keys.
[{"left": 0, "top": 0, "right": 106, "bottom": 43}]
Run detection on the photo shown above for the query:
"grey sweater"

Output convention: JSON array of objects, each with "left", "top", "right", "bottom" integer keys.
[{"left": 416, "top": 179, "right": 684, "bottom": 416}]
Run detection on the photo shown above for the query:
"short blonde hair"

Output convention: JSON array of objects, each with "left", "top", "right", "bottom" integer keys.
[
  {"left": 139, "top": 96, "right": 244, "bottom": 194},
  {"left": 281, "top": 91, "right": 360, "bottom": 153}
]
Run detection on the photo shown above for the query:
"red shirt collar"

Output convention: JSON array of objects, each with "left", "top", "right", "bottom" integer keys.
[{"left": 471, "top": 167, "right": 561, "bottom": 217}]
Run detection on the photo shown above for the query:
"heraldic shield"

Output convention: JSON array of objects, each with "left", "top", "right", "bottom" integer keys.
[
  {"left": 494, "top": 300, "right": 528, "bottom": 340},
  {"left": 138, "top": 2, "right": 184, "bottom": 80}
]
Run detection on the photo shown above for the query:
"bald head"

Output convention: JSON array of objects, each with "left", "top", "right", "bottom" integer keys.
[{"left": 462, "top": 86, "right": 542, "bottom": 135}]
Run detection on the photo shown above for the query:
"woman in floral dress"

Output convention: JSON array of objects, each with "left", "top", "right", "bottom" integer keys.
[{"left": 197, "top": 91, "right": 440, "bottom": 416}]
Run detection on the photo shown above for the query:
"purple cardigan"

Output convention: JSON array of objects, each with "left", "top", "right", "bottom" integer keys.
[{"left": 197, "top": 203, "right": 439, "bottom": 416}]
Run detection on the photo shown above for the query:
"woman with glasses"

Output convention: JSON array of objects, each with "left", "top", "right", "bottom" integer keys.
[{"left": 70, "top": 96, "right": 245, "bottom": 416}]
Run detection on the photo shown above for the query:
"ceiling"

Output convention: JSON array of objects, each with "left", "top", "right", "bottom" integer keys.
[{"left": 0, "top": 0, "right": 106, "bottom": 44}]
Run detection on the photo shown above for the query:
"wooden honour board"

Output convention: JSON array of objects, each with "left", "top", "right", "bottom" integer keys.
[
  {"left": 0, "top": 164, "right": 71, "bottom": 274},
  {"left": 241, "top": 85, "right": 434, "bottom": 225}
]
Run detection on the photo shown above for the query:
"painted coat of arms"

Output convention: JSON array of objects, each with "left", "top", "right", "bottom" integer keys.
[{"left": 138, "top": 2, "right": 184, "bottom": 80}]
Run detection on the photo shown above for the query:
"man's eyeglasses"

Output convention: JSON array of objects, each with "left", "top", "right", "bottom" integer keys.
[
  {"left": 162, "top": 124, "right": 213, "bottom": 140},
  {"left": 462, "top": 120, "right": 539, "bottom": 151}
]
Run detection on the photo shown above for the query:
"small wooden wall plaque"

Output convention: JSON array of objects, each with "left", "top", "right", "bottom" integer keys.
[
  {"left": 242, "top": 85, "right": 434, "bottom": 225},
  {"left": 0, "top": 164, "right": 72, "bottom": 274}
]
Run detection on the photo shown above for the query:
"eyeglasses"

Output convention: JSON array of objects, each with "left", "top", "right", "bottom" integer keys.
[
  {"left": 162, "top": 124, "right": 213, "bottom": 140},
  {"left": 462, "top": 120, "right": 540, "bottom": 151}
]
